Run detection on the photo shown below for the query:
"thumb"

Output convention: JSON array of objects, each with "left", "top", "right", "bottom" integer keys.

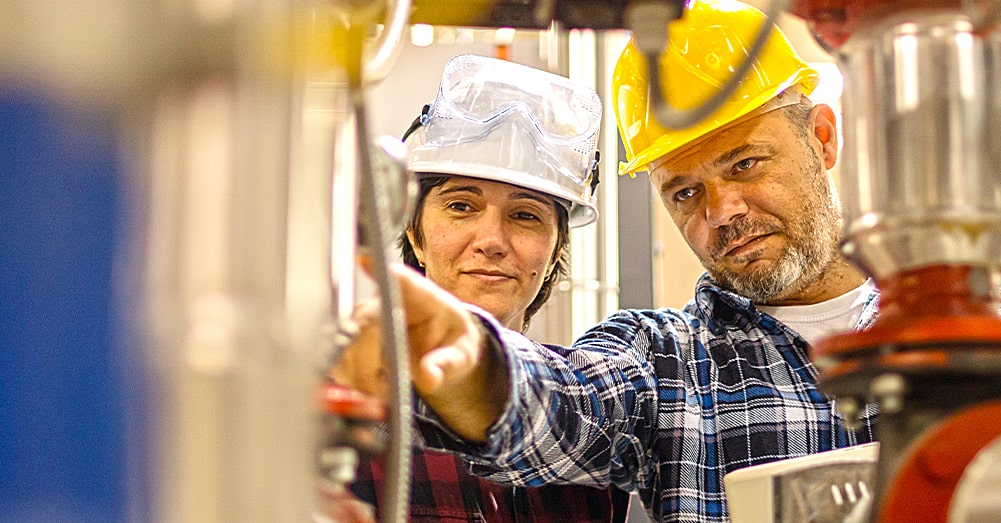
[
  {"left": 413, "top": 343, "right": 476, "bottom": 396},
  {"left": 387, "top": 263, "right": 486, "bottom": 395}
]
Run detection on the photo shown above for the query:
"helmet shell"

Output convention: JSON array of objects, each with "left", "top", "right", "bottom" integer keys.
[
  {"left": 409, "top": 54, "right": 601, "bottom": 227},
  {"left": 613, "top": 0, "right": 819, "bottom": 175}
]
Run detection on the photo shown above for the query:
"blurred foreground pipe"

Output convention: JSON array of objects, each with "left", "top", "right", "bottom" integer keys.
[{"left": 133, "top": 2, "right": 320, "bottom": 519}]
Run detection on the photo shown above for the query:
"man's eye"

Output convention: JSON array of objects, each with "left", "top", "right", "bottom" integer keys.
[
  {"left": 514, "top": 211, "right": 540, "bottom": 221},
  {"left": 734, "top": 158, "right": 757, "bottom": 172},
  {"left": 674, "top": 187, "right": 696, "bottom": 202},
  {"left": 447, "top": 202, "right": 472, "bottom": 212}
]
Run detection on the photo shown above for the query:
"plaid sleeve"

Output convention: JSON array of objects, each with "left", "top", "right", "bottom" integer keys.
[
  {"left": 415, "top": 308, "right": 671, "bottom": 494},
  {"left": 413, "top": 289, "right": 881, "bottom": 523}
]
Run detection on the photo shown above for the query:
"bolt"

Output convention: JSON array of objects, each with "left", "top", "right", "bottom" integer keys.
[
  {"left": 871, "top": 373, "right": 907, "bottom": 414},
  {"left": 837, "top": 396, "right": 862, "bottom": 431}
]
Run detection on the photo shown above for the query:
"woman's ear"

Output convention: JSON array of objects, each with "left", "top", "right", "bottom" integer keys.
[
  {"left": 810, "top": 104, "right": 839, "bottom": 170},
  {"left": 406, "top": 228, "right": 425, "bottom": 267}
]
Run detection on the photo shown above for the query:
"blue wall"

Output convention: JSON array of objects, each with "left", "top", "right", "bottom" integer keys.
[{"left": 1, "top": 91, "right": 132, "bottom": 521}]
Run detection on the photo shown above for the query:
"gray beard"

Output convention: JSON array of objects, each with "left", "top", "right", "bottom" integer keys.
[
  {"left": 703, "top": 162, "right": 842, "bottom": 304},
  {"left": 709, "top": 236, "right": 834, "bottom": 303}
]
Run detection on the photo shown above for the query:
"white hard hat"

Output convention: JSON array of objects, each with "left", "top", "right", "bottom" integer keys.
[{"left": 406, "top": 54, "right": 601, "bottom": 227}]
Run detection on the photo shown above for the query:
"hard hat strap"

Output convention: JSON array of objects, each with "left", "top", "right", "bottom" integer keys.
[
  {"left": 401, "top": 104, "right": 431, "bottom": 142},
  {"left": 589, "top": 150, "right": 601, "bottom": 193}
]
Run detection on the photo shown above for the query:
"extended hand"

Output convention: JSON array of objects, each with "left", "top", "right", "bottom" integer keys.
[{"left": 331, "top": 264, "right": 508, "bottom": 443}]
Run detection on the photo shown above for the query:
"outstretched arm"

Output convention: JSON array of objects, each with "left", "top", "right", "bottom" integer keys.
[
  {"left": 335, "top": 264, "right": 663, "bottom": 493},
  {"left": 331, "top": 264, "right": 509, "bottom": 443}
]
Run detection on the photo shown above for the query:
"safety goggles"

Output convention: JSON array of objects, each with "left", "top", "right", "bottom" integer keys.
[
  {"left": 424, "top": 54, "right": 600, "bottom": 173},
  {"left": 429, "top": 54, "right": 600, "bottom": 142}
]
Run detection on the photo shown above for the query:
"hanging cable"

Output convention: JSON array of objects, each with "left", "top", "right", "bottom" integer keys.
[{"left": 626, "top": 0, "right": 792, "bottom": 130}]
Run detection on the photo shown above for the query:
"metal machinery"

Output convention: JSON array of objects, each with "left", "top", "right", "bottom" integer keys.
[
  {"left": 793, "top": 1, "right": 1001, "bottom": 521},
  {"left": 2, "top": 0, "right": 1001, "bottom": 522}
]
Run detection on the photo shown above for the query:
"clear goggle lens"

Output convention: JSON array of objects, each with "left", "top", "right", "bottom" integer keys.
[{"left": 427, "top": 54, "right": 601, "bottom": 148}]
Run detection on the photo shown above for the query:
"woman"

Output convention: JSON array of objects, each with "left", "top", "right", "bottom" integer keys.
[
  {"left": 398, "top": 173, "right": 568, "bottom": 334},
  {"left": 338, "top": 54, "right": 626, "bottom": 522}
]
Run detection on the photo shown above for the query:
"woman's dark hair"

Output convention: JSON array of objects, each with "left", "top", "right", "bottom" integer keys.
[{"left": 399, "top": 174, "right": 572, "bottom": 332}]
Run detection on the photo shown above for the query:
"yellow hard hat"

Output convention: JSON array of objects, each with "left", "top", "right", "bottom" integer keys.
[{"left": 613, "top": 0, "right": 819, "bottom": 175}]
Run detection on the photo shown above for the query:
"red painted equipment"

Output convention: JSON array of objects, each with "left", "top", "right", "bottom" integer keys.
[{"left": 317, "top": 381, "right": 386, "bottom": 523}]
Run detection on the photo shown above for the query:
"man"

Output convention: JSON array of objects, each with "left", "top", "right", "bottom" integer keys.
[{"left": 336, "top": 1, "right": 878, "bottom": 521}]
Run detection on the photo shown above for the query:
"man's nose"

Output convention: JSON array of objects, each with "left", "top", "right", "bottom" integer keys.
[{"left": 705, "top": 181, "right": 749, "bottom": 228}]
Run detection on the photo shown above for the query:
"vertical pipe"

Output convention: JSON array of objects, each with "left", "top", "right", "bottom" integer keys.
[{"left": 135, "top": 2, "right": 316, "bottom": 520}]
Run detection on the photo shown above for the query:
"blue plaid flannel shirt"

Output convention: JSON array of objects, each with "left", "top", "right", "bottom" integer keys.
[{"left": 415, "top": 275, "right": 880, "bottom": 522}]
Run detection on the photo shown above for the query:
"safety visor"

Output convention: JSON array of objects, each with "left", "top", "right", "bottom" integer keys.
[{"left": 425, "top": 54, "right": 601, "bottom": 159}]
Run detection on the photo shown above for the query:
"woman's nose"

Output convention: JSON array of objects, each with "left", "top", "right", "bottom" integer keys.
[{"left": 470, "top": 213, "right": 509, "bottom": 257}]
